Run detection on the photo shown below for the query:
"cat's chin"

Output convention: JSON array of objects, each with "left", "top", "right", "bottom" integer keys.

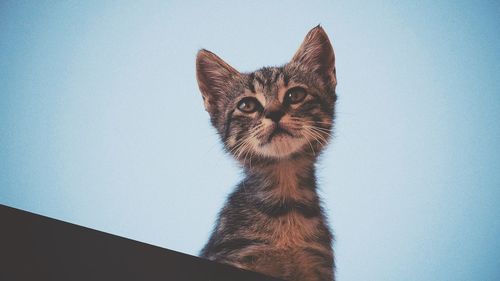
[{"left": 255, "top": 136, "right": 307, "bottom": 159}]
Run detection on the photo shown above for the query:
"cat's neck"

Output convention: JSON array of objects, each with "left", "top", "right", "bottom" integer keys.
[{"left": 243, "top": 155, "right": 318, "bottom": 201}]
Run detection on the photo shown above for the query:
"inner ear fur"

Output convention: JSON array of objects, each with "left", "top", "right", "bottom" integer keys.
[
  {"left": 291, "top": 25, "right": 336, "bottom": 85},
  {"left": 196, "top": 49, "right": 241, "bottom": 112}
]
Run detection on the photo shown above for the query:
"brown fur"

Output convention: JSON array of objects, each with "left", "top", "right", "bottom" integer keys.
[{"left": 197, "top": 26, "right": 337, "bottom": 281}]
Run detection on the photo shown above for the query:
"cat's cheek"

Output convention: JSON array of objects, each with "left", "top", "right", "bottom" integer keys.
[{"left": 226, "top": 135, "right": 237, "bottom": 147}]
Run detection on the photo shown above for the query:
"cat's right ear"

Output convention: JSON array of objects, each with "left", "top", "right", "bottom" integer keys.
[
  {"left": 291, "top": 25, "right": 336, "bottom": 86},
  {"left": 196, "top": 49, "right": 240, "bottom": 113}
]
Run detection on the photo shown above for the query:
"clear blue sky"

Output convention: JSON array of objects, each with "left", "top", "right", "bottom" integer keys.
[{"left": 1, "top": 1, "right": 499, "bottom": 280}]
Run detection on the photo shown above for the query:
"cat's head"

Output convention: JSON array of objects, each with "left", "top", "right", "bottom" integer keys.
[{"left": 196, "top": 26, "right": 336, "bottom": 162}]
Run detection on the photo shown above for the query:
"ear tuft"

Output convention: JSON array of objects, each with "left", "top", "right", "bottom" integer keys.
[
  {"left": 196, "top": 49, "right": 240, "bottom": 112},
  {"left": 291, "top": 26, "right": 336, "bottom": 85}
]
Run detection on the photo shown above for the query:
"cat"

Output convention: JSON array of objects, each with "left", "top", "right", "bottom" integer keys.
[{"left": 196, "top": 25, "right": 337, "bottom": 281}]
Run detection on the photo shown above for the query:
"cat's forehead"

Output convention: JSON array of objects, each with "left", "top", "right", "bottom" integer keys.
[
  {"left": 244, "top": 66, "right": 289, "bottom": 101},
  {"left": 252, "top": 67, "right": 283, "bottom": 84}
]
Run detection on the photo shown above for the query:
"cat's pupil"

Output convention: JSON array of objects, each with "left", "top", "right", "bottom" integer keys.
[
  {"left": 285, "top": 87, "right": 307, "bottom": 104},
  {"left": 237, "top": 97, "right": 260, "bottom": 113}
]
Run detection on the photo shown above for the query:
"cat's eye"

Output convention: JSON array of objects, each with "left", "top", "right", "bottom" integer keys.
[
  {"left": 284, "top": 87, "right": 307, "bottom": 104},
  {"left": 237, "top": 97, "right": 261, "bottom": 113}
]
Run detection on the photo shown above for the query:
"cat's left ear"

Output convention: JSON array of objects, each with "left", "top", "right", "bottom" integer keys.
[
  {"left": 196, "top": 49, "right": 241, "bottom": 113},
  {"left": 291, "top": 25, "right": 336, "bottom": 85}
]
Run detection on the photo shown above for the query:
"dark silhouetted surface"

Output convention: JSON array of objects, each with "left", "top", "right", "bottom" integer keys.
[{"left": 0, "top": 204, "right": 283, "bottom": 281}]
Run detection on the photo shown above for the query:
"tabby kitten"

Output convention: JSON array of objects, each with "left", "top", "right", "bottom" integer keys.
[{"left": 196, "top": 26, "right": 337, "bottom": 281}]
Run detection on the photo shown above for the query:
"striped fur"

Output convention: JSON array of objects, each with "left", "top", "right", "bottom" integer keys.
[{"left": 196, "top": 26, "right": 337, "bottom": 281}]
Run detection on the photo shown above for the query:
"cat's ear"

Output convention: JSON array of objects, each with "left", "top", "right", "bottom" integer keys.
[
  {"left": 196, "top": 49, "right": 241, "bottom": 113},
  {"left": 291, "top": 25, "right": 336, "bottom": 85}
]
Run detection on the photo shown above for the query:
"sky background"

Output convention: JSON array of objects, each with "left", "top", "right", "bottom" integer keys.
[{"left": 1, "top": 1, "right": 499, "bottom": 280}]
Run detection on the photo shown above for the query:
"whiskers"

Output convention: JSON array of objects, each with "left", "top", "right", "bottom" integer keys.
[
  {"left": 288, "top": 117, "right": 332, "bottom": 155},
  {"left": 228, "top": 123, "right": 265, "bottom": 166},
  {"left": 227, "top": 117, "right": 332, "bottom": 161}
]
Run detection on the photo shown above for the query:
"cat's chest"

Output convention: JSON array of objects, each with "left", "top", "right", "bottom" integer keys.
[
  {"left": 256, "top": 180, "right": 319, "bottom": 246},
  {"left": 265, "top": 211, "right": 319, "bottom": 247}
]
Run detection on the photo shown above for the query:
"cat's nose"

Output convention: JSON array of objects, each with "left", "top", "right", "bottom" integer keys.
[{"left": 264, "top": 110, "right": 285, "bottom": 123}]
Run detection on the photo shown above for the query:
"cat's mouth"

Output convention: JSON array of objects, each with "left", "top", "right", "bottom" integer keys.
[
  {"left": 262, "top": 125, "right": 294, "bottom": 145},
  {"left": 253, "top": 123, "right": 308, "bottom": 158}
]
